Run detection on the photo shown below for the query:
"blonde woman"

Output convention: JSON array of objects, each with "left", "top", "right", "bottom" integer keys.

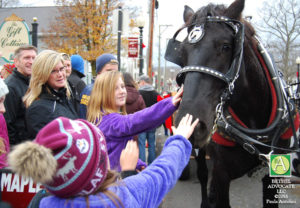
[
  {"left": 87, "top": 71, "right": 183, "bottom": 171},
  {"left": 23, "top": 50, "right": 78, "bottom": 140}
]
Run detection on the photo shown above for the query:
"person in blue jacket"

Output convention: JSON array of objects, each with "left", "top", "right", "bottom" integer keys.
[{"left": 8, "top": 113, "right": 198, "bottom": 208}]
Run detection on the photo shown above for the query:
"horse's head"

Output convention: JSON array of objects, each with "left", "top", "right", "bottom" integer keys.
[{"left": 167, "top": 0, "right": 246, "bottom": 147}]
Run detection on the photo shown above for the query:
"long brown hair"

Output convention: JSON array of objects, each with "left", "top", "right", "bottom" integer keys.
[
  {"left": 77, "top": 170, "right": 123, "bottom": 208},
  {"left": 87, "top": 71, "right": 126, "bottom": 125}
]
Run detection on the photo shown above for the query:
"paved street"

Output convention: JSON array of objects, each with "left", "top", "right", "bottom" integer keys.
[{"left": 154, "top": 126, "right": 300, "bottom": 208}]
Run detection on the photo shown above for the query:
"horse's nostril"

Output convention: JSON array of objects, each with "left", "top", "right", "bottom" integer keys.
[{"left": 196, "top": 121, "right": 207, "bottom": 132}]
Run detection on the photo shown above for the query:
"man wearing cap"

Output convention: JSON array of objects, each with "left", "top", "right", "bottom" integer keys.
[
  {"left": 4, "top": 45, "right": 37, "bottom": 145},
  {"left": 79, "top": 53, "right": 118, "bottom": 119}
]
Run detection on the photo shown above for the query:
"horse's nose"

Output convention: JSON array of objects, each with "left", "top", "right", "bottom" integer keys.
[{"left": 192, "top": 120, "right": 210, "bottom": 147}]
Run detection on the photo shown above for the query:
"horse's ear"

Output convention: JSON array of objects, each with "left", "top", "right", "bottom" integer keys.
[
  {"left": 184, "top": 5, "right": 194, "bottom": 24},
  {"left": 225, "top": 0, "right": 245, "bottom": 20}
]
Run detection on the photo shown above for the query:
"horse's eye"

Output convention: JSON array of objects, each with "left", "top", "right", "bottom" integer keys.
[{"left": 222, "top": 44, "right": 231, "bottom": 52}]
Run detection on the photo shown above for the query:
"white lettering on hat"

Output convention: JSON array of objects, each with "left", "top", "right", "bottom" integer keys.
[
  {"left": 69, "top": 120, "right": 85, "bottom": 134},
  {"left": 56, "top": 155, "right": 78, "bottom": 181},
  {"left": 76, "top": 139, "right": 89, "bottom": 154},
  {"left": 80, "top": 167, "right": 104, "bottom": 195}
]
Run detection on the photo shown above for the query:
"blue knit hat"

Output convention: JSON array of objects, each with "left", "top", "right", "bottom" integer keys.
[
  {"left": 71, "top": 55, "right": 84, "bottom": 75},
  {"left": 96, "top": 54, "right": 118, "bottom": 74}
]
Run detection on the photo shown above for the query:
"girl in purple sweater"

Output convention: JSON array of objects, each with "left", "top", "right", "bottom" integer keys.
[{"left": 87, "top": 71, "right": 183, "bottom": 171}]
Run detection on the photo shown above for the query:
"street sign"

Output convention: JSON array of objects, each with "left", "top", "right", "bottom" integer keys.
[{"left": 128, "top": 37, "right": 138, "bottom": 58}]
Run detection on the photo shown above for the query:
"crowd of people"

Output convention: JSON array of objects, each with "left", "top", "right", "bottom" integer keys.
[{"left": 0, "top": 45, "right": 199, "bottom": 208}]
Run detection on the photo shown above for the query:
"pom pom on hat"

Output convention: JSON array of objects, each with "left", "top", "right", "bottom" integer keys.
[
  {"left": 96, "top": 54, "right": 118, "bottom": 74},
  {"left": 0, "top": 78, "right": 9, "bottom": 98},
  {"left": 71, "top": 55, "right": 85, "bottom": 75},
  {"left": 8, "top": 141, "right": 57, "bottom": 184},
  {"left": 8, "top": 117, "right": 109, "bottom": 198}
]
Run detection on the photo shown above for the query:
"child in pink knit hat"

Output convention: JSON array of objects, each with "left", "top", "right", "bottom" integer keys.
[
  {"left": 8, "top": 114, "right": 198, "bottom": 208},
  {"left": 0, "top": 78, "right": 9, "bottom": 168}
]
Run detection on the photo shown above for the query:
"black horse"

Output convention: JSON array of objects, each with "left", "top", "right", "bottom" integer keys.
[{"left": 165, "top": 0, "right": 300, "bottom": 207}]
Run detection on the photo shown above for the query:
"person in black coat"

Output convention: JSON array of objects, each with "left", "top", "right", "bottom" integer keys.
[
  {"left": 4, "top": 45, "right": 37, "bottom": 145},
  {"left": 23, "top": 50, "right": 78, "bottom": 140}
]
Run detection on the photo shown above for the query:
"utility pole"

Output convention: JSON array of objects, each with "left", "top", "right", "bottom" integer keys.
[
  {"left": 147, "top": 0, "right": 155, "bottom": 78},
  {"left": 117, "top": 6, "right": 123, "bottom": 71},
  {"left": 158, "top": 24, "right": 172, "bottom": 93}
]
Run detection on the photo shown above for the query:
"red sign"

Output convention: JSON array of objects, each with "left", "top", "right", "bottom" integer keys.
[
  {"left": 128, "top": 37, "right": 138, "bottom": 58},
  {"left": 1, "top": 170, "right": 44, "bottom": 208}
]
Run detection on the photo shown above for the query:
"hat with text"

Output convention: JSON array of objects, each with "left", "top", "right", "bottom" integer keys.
[{"left": 8, "top": 117, "right": 108, "bottom": 198}]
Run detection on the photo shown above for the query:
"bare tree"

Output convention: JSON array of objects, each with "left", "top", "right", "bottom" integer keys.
[
  {"left": 0, "top": 0, "right": 20, "bottom": 7},
  {"left": 257, "top": 0, "right": 300, "bottom": 82}
]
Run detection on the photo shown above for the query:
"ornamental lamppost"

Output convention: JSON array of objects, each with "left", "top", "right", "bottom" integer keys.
[
  {"left": 137, "top": 17, "right": 145, "bottom": 76},
  {"left": 31, "top": 17, "right": 38, "bottom": 47}
]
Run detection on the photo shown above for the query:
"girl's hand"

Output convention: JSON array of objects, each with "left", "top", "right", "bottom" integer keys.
[
  {"left": 120, "top": 140, "right": 139, "bottom": 171},
  {"left": 171, "top": 114, "right": 199, "bottom": 139},
  {"left": 172, "top": 86, "right": 183, "bottom": 106}
]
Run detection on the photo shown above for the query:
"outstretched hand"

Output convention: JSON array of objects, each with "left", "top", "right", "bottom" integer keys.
[
  {"left": 120, "top": 140, "right": 139, "bottom": 171},
  {"left": 172, "top": 114, "right": 199, "bottom": 140},
  {"left": 172, "top": 86, "right": 183, "bottom": 106}
]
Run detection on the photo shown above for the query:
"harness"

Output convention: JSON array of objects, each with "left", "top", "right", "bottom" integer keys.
[{"left": 164, "top": 16, "right": 300, "bottom": 163}]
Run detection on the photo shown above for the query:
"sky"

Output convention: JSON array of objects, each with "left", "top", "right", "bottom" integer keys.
[{"left": 19, "top": 0, "right": 265, "bottom": 66}]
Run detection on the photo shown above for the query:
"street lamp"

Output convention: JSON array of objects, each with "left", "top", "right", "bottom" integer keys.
[
  {"left": 31, "top": 17, "right": 38, "bottom": 47},
  {"left": 137, "top": 17, "right": 145, "bottom": 76}
]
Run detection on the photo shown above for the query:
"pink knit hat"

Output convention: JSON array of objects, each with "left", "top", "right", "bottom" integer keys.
[{"left": 8, "top": 117, "right": 108, "bottom": 198}]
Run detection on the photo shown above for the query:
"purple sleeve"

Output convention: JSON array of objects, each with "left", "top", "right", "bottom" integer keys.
[
  {"left": 99, "top": 98, "right": 177, "bottom": 139},
  {"left": 123, "top": 135, "right": 192, "bottom": 207}
]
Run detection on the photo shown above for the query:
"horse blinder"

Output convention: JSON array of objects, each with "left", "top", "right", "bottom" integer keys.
[{"left": 164, "top": 38, "right": 185, "bottom": 68}]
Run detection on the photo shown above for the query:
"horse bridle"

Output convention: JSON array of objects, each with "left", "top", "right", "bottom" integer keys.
[{"left": 165, "top": 16, "right": 245, "bottom": 98}]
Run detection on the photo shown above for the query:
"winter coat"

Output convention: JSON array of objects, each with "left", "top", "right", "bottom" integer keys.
[
  {"left": 98, "top": 98, "right": 177, "bottom": 171},
  {"left": 40, "top": 134, "right": 192, "bottom": 208},
  {"left": 26, "top": 85, "right": 79, "bottom": 140},
  {"left": 79, "top": 83, "right": 93, "bottom": 119},
  {"left": 68, "top": 80, "right": 81, "bottom": 115},
  {"left": 68, "top": 70, "right": 86, "bottom": 96},
  {"left": 4, "top": 70, "right": 30, "bottom": 145},
  {"left": 0, "top": 114, "right": 10, "bottom": 168},
  {"left": 125, "top": 86, "right": 145, "bottom": 114},
  {"left": 139, "top": 84, "right": 159, "bottom": 107}
]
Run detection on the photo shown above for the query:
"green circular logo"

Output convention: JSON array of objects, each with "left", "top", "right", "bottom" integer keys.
[{"left": 271, "top": 156, "right": 290, "bottom": 175}]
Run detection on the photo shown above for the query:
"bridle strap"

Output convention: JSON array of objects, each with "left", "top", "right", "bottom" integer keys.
[{"left": 176, "top": 66, "right": 231, "bottom": 85}]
